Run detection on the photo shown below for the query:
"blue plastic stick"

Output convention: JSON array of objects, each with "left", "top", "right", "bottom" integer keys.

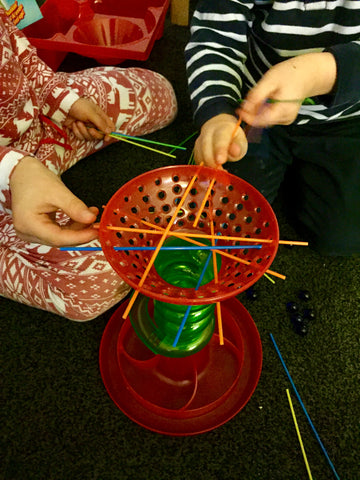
[
  {"left": 60, "top": 247, "right": 102, "bottom": 251},
  {"left": 119, "top": 245, "right": 260, "bottom": 251},
  {"left": 270, "top": 333, "right": 340, "bottom": 480},
  {"left": 60, "top": 245, "right": 262, "bottom": 252},
  {"left": 172, "top": 304, "right": 192, "bottom": 348},
  {"left": 172, "top": 240, "right": 218, "bottom": 347}
]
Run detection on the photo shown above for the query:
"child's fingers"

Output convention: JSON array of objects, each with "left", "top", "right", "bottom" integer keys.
[
  {"left": 13, "top": 210, "right": 99, "bottom": 247},
  {"left": 71, "top": 122, "right": 85, "bottom": 140},
  {"left": 194, "top": 136, "right": 217, "bottom": 168},
  {"left": 214, "top": 141, "right": 230, "bottom": 166},
  {"left": 228, "top": 140, "right": 245, "bottom": 162},
  {"left": 240, "top": 103, "right": 272, "bottom": 126},
  {"left": 227, "top": 124, "right": 248, "bottom": 161},
  {"left": 72, "top": 121, "right": 101, "bottom": 141},
  {"left": 194, "top": 114, "right": 248, "bottom": 167},
  {"left": 76, "top": 121, "right": 94, "bottom": 140},
  {"left": 211, "top": 120, "right": 242, "bottom": 165},
  {"left": 89, "top": 106, "right": 115, "bottom": 136},
  {"left": 241, "top": 101, "right": 300, "bottom": 126},
  {"left": 84, "top": 124, "right": 105, "bottom": 140},
  {"left": 77, "top": 121, "right": 106, "bottom": 140}
]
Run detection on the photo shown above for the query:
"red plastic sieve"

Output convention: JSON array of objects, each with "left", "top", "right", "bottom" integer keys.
[{"left": 99, "top": 165, "right": 279, "bottom": 305}]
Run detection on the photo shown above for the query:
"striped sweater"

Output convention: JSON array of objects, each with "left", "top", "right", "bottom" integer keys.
[{"left": 185, "top": 0, "right": 360, "bottom": 128}]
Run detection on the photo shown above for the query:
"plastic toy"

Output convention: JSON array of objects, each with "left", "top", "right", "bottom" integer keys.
[
  {"left": 98, "top": 164, "right": 280, "bottom": 435},
  {"left": 23, "top": 0, "right": 169, "bottom": 70}
]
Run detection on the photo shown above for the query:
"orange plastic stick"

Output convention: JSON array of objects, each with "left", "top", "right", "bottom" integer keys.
[
  {"left": 122, "top": 163, "right": 204, "bottom": 319},
  {"left": 107, "top": 226, "right": 273, "bottom": 244},
  {"left": 107, "top": 224, "right": 286, "bottom": 280},
  {"left": 215, "top": 249, "right": 286, "bottom": 280},
  {"left": 193, "top": 177, "right": 216, "bottom": 228},
  {"left": 279, "top": 240, "right": 309, "bottom": 246},
  {"left": 231, "top": 115, "right": 242, "bottom": 140},
  {"left": 216, "top": 302, "right": 224, "bottom": 343},
  {"left": 107, "top": 225, "right": 308, "bottom": 247},
  {"left": 138, "top": 222, "right": 285, "bottom": 280},
  {"left": 210, "top": 215, "right": 224, "bottom": 345}
]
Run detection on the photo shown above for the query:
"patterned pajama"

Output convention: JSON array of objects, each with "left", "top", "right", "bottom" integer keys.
[{"left": 0, "top": 10, "right": 177, "bottom": 320}]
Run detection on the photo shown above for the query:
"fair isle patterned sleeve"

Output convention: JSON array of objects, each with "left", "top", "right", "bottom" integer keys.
[
  {"left": 185, "top": 0, "right": 360, "bottom": 129},
  {"left": 0, "top": 7, "right": 82, "bottom": 212},
  {"left": 1, "top": 8, "right": 83, "bottom": 123},
  {"left": 0, "top": 9, "right": 38, "bottom": 212}
]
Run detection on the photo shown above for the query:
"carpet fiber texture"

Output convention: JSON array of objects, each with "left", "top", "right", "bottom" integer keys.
[{"left": 1, "top": 3, "right": 359, "bottom": 480}]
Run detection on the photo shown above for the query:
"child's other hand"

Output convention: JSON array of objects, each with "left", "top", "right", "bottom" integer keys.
[
  {"left": 239, "top": 52, "right": 337, "bottom": 127},
  {"left": 10, "top": 156, "right": 99, "bottom": 246},
  {"left": 194, "top": 114, "right": 248, "bottom": 168},
  {"left": 64, "top": 97, "right": 115, "bottom": 141}
]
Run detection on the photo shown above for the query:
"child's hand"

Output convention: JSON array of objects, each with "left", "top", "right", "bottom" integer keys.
[
  {"left": 64, "top": 97, "right": 115, "bottom": 141},
  {"left": 10, "top": 156, "right": 99, "bottom": 246},
  {"left": 239, "top": 52, "right": 337, "bottom": 127},
  {"left": 194, "top": 114, "right": 248, "bottom": 168}
]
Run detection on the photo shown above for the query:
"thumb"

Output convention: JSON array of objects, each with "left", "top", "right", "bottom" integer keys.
[
  {"left": 227, "top": 127, "right": 248, "bottom": 162},
  {"left": 228, "top": 142, "right": 242, "bottom": 160},
  {"left": 60, "top": 190, "right": 98, "bottom": 225},
  {"left": 90, "top": 106, "right": 115, "bottom": 135}
]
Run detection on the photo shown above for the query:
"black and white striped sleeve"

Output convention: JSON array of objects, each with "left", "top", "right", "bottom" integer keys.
[{"left": 185, "top": 0, "right": 254, "bottom": 128}]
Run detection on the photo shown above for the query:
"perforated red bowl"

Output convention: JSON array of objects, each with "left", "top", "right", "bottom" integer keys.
[{"left": 99, "top": 165, "right": 279, "bottom": 304}]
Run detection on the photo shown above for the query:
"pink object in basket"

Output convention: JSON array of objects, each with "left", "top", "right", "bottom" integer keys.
[{"left": 23, "top": 0, "right": 169, "bottom": 70}]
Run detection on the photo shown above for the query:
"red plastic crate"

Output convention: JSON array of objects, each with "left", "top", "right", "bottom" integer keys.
[{"left": 23, "top": 0, "right": 169, "bottom": 71}]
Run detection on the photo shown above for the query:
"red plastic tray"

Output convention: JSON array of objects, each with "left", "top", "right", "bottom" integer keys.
[
  {"left": 99, "top": 297, "right": 263, "bottom": 435},
  {"left": 23, "top": 0, "right": 169, "bottom": 70}
]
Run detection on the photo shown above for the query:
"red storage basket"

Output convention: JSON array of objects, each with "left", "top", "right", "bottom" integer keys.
[{"left": 23, "top": 0, "right": 169, "bottom": 70}]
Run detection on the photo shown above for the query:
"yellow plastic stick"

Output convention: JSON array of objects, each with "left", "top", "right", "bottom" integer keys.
[
  {"left": 264, "top": 272, "right": 276, "bottom": 284},
  {"left": 110, "top": 134, "right": 176, "bottom": 159},
  {"left": 286, "top": 389, "right": 314, "bottom": 480},
  {"left": 110, "top": 132, "right": 186, "bottom": 150}
]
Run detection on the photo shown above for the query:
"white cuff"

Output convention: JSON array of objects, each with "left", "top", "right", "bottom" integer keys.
[{"left": 0, "top": 150, "right": 26, "bottom": 193}]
